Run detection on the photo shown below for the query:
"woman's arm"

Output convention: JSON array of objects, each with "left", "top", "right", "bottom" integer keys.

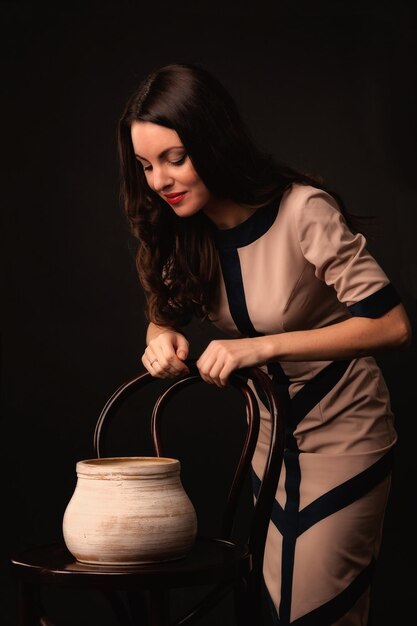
[
  {"left": 142, "top": 322, "right": 190, "bottom": 378},
  {"left": 196, "top": 303, "right": 412, "bottom": 387}
]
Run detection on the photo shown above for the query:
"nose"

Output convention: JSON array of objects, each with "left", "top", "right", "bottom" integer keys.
[{"left": 151, "top": 166, "right": 174, "bottom": 193}]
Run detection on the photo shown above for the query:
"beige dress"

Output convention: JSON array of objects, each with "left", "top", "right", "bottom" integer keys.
[{"left": 210, "top": 183, "right": 400, "bottom": 625}]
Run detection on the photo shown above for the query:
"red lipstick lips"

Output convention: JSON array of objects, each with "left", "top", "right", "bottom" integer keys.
[{"left": 164, "top": 192, "right": 187, "bottom": 205}]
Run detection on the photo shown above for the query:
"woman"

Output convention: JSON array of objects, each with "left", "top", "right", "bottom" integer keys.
[{"left": 117, "top": 63, "right": 411, "bottom": 625}]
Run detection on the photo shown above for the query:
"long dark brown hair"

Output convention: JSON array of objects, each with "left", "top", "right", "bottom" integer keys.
[{"left": 118, "top": 62, "right": 352, "bottom": 327}]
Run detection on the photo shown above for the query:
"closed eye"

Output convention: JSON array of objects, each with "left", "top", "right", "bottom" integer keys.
[
  {"left": 169, "top": 154, "right": 187, "bottom": 166},
  {"left": 137, "top": 153, "right": 187, "bottom": 173}
]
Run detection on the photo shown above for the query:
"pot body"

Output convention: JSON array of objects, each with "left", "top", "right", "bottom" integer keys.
[{"left": 63, "top": 456, "right": 198, "bottom": 565}]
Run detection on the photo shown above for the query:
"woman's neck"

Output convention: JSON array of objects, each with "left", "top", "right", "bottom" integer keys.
[{"left": 203, "top": 197, "right": 258, "bottom": 230}]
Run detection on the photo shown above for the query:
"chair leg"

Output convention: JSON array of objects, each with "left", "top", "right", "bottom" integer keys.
[
  {"left": 104, "top": 590, "right": 140, "bottom": 625},
  {"left": 234, "top": 581, "right": 251, "bottom": 626},
  {"left": 16, "top": 581, "right": 51, "bottom": 626},
  {"left": 147, "top": 589, "right": 170, "bottom": 626},
  {"left": 126, "top": 590, "right": 151, "bottom": 625},
  {"left": 234, "top": 577, "right": 261, "bottom": 626}
]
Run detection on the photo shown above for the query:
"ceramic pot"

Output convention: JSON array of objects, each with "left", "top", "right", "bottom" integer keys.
[{"left": 62, "top": 456, "right": 198, "bottom": 565}]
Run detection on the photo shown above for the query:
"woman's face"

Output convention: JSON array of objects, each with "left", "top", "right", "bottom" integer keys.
[{"left": 131, "top": 121, "right": 213, "bottom": 217}]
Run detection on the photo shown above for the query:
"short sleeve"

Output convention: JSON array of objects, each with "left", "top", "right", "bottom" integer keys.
[{"left": 293, "top": 187, "right": 401, "bottom": 318}]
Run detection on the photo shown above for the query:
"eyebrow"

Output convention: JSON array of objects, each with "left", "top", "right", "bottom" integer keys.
[{"left": 135, "top": 146, "right": 185, "bottom": 162}]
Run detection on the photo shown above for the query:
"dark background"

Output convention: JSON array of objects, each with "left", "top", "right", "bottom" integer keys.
[{"left": 2, "top": 1, "right": 416, "bottom": 624}]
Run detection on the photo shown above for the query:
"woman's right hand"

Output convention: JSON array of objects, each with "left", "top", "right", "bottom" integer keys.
[{"left": 142, "top": 330, "right": 190, "bottom": 378}]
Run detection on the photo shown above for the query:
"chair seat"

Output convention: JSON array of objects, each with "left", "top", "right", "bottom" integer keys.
[{"left": 10, "top": 538, "right": 251, "bottom": 590}]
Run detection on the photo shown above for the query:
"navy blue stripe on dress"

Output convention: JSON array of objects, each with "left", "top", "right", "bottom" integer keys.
[
  {"left": 250, "top": 362, "right": 291, "bottom": 414},
  {"left": 252, "top": 448, "right": 393, "bottom": 539},
  {"left": 280, "top": 449, "right": 301, "bottom": 623},
  {"left": 217, "top": 248, "right": 262, "bottom": 337},
  {"left": 213, "top": 199, "right": 279, "bottom": 250},
  {"left": 213, "top": 199, "right": 279, "bottom": 337},
  {"left": 348, "top": 282, "right": 401, "bottom": 318},
  {"left": 267, "top": 560, "right": 374, "bottom": 626},
  {"left": 263, "top": 360, "right": 351, "bottom": 452},
  {"left": 290, "top": 360, "right": 351, "bottom": 431},
  {"left": 290, "top": 560, "right": 375, "bottom": 626},
  {"left": 252, "top": 469, "right": 285, "bottom": 534},
  {"left": 298, "top": 447, "right": 394, "bottom": 534}
]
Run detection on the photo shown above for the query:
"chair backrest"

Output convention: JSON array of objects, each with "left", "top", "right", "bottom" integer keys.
[{"left": 93, "top": 360, "right": 285, "bottom": 583}]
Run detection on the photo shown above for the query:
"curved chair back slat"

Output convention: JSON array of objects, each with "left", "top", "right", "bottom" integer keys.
[
  {"left": 93, "top": 368, "right": 154, "bottom": 457},
  {"left": 149, "top": 369, "right": 261, "bottom": 540}
]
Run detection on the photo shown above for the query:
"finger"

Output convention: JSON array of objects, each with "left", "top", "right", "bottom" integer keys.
[
  {"left": 158, "top": 351, "right": 189, "bottom": 376},
  {"left": 199, "top": 353, "right": 234, "bottom": 387},
  {"left": 146, "top": 344, "right": 189, "bottom": 378},
  {"left": 197, "top": 356, "right": 224, "bottom": 387},
  {"left": 148, "top": 357, "right": 172, "bottom": 379},
  {"left": 159, "top": 343, "right": 190, "bottom": 375},
  {"left": 141, "top": 352, "right": 160, "bottom": 377},
  {"left": 175, "top": 335, "right": 190, "bottom": 361},
  {"left": 142, "top": 349, "right": 176, "bottom": 379},
  {"left": 210, "top": 363, "right": 230, "bottom": 388},
  {"left": 217, "top": 364, "right": 232, "bottom": 387}
]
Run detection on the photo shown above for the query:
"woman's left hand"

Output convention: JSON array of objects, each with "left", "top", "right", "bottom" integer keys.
[{"left": 196, "top": 337, "right": 270, "bottom": 387}]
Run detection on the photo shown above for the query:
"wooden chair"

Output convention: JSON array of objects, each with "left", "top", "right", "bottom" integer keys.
[{"left": 10, "top": 362, "right": 285, "bottom": 626}]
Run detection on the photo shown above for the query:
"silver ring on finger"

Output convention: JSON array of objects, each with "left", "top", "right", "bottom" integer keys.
[{"left": 150, "top": 358, "right": 158, "bottom": 367}]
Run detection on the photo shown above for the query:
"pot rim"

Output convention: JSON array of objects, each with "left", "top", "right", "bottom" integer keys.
[{"left": 75, "top": 456, "right": 180, "bottom": 477}]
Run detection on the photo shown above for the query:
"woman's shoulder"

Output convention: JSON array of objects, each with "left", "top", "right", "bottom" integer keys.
[
  {"left": 276, "top": 182, "right": 355, "bottom": 251},
  {"left": 279, "top": 182, "right": 342, "bottom": 225},
  {"left": 282, "top": 182, "right": 339, "bottom": 209}
]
